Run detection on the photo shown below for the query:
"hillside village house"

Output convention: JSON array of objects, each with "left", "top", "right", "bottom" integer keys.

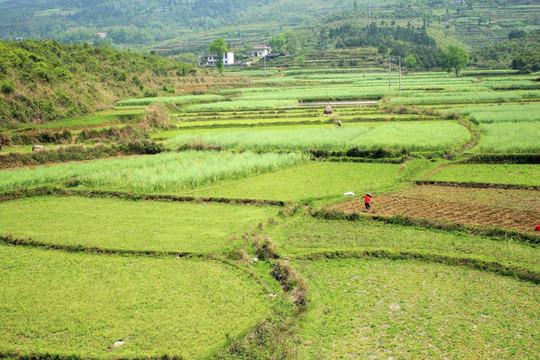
[
  {"left": 96, "top": 32, "right": 107, "bottom": 38},
  {"left": 248, "top": 45, "right": 272, "bottom": 58},
  {"left": 201, "top": 51, "right": 235, "bottom": 66}
]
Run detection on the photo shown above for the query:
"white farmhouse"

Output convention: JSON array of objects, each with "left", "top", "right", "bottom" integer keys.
[
  {"left": 248, "top": 45, "right": 272, "bottom": 58},
  {"left": 200, "top": 51, "right": 235, "bottom": 66}
]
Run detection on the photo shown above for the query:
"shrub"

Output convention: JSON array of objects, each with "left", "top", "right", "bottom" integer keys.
[
  {"left": 143, "top": 89, "right": 158, "bottom": 98},
  {"left": 116, "top": 140, "right": 165, "bottom": 155},
  {"left": 0, "top": 81, "right": 15, "bottom": 95},
  {"left": 252, "top": 235, "right": 279, "bottom": 260},
  {"left": 140, "top": 102, "right": 171, "bottom": 130}
]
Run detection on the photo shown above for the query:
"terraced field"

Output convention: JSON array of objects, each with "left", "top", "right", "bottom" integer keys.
[{"left": 1, "top": 69, "right": 539, "bottom": 359}]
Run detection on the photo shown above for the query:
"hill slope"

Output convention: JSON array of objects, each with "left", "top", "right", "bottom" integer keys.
[{"left": 0, "top": 40, "right": 193, "bottom": 126}]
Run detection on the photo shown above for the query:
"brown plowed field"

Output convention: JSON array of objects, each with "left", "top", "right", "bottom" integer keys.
[{"left": 333, "top": 186, "right": 540, "bottom": 233}]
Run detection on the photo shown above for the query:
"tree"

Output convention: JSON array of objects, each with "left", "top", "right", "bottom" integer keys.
[
  {"left": 295, "top": 55, "right": 305, "bottom": 67},
  {"left": 511, "top": 49, "right": 540, "bottom": 74},
  {"left": 440, "top": 45, "right": 469, "bottom": 77},
  {"left": 353, "top": 0, "right": 358, "bottom": 11},
  {"left": 208, "top": 38, "right": 228, "bottom": 73},
  {"left": 269, "top": 35, "right": 286, "bottom": 52},
  {"left": 405, "top": 54, "right": 417, "bottom": 68}
]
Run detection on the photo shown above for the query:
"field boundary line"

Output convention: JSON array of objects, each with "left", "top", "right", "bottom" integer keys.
[
  {"left": 414, "top": 180, "right": 540, "bottom": 191},
  {"left": 310, "top": 208, "right": 540, "bottom": 246},
  {"left": 0, "top": 186, "right": 287, "bottom": 207},
  {"left": 292, "top": 249, "right": 539, "bottom": 284},
  {"left": 0, "top": 234, "right": 204, "bottom": 259}
]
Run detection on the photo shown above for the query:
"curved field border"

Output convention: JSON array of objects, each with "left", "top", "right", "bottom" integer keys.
[{"left": 0, "top": 186, "right": 287, "bottom": 207}]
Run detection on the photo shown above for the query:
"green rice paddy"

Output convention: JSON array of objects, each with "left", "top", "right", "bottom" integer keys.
[
  {"left": 2, "top": 68, "right": 539, "bottom": 358},
  {"left": 0, "top": 196, "right": 278, "bottom": 253},
  {"left": 0, "top": 245, "right": 270, "bottom": 359},
  {"left": 296, "top": 259, "right": 539, "bottom": 359},
  {"left": 184, "top": 162, "right": 403, "bottom": 202},
  {"left": 166, "top": 122, "right": 470, "bottom": 152},
  {"left": 425, "top": 164, "right": 540, "bottom": 186}
]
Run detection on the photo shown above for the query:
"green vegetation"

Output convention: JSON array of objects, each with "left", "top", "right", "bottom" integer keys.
[
  {"left": 448, "top": 103, "right": 540, "bottom": 123},
  {"left": 0, "top": 196, "right": 278, "bottom": 253},
  {"left": 476, "top": 122, "right": 540, "bottom": 153},
  {"left": 440, "top": 45, "right": 469, "bottom": 77},
  {"left": 296, "top": 259, "right": 539, "bottom": 359},
  {"left": 425, "top": 164, "right": 540, "bottom": 186},
  {"left": 267, "top": 216, "right": 539, "bottom": 271},
  {"left": 185, "top": 162, "right": 403, "bottom": 202},
  {"left": 166, "top": 122, "right": 470, "bottom": 152},
  {"left": 0, "top": 40, "right": 193, "bottom": 125},
  {"left": 0, "top": 151, "right": 306, "bottom": 193},
  {"left": 116, "top": 95, "right": 223, "bottom": 107},
  {"left": 209, "top": 38, "right": 228, "bottom": 73},
  {"left": 0, "top": 244, "right": 270, "bottom": 358}
]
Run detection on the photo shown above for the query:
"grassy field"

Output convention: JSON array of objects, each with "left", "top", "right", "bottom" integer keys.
[
  {"left": 184, "top": 162, "right": 404, "bottom": 202},
  {"left": 116, "top": 94, "right": 223, "bottom": 106},
  {"left": 0, "top": 244, "right": 270, "bottom": 359},
  {"left": 0, "top": 196, "right": 279, "bottom": 253},
  {"left": 266, "top": 216, "right": 539, "bottom": 271},
  {"left": 296, "top": 259, "right": 539, "bottom": 359},
  {"left": 425, "top": 164, "right": 540, "bottom": 186},
  {"left": 0, "top": 151, "right": 306, "bottom": 193},
  {"left": 166, "top": 122, "right": 470, "bottom": 152},
  {"left": 2, "top": 68, "right": 540, "bottom": 359},
  {"left": 476, "top": 122, "right": 540, "bottom": 153},
  {"left": 447, "top": 103, "right": 540, "bottom": 123}
]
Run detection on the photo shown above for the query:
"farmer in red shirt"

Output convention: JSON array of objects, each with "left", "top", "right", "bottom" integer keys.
[{"left": 361, "top": 193, "right": 372, "bottom": 212}]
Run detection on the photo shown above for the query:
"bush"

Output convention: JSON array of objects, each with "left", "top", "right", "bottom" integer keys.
[
  {"left": 0, "top": 81, "right": 15, "bottom": 95},
  {"left": 252, "top": 235, "right": 279, "bottom": 260},
  {"left": 140, "top": 102, "right": 171, "bottom": 130},
  {"left": 143, "top": 89, "right": 158, "bottom": 98},
  {"left": 116, "top": 140, "right": 165, "bottom": 154}
]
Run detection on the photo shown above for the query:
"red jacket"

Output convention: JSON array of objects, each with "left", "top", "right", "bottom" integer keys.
[{"left": 362, "top": 195, "right": 371, "bottom": 203}]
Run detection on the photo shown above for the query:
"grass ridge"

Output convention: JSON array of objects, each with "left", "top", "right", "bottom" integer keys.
[
  {"left": 0, "top": 186, "right": 287, "bottom": 207},
  {"left": 293, "top": 249, "right": 540, "bottom": 284}
]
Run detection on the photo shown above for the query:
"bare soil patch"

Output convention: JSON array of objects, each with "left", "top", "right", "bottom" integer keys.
[{"left": 333, "top": 186, "right": 540, "bottom": 233}]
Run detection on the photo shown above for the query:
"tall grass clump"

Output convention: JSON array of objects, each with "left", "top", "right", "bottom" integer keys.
[
  {"left": 166, "top": 122, "right": 469, "bottom": 152},
  {"left": 0, "top": 151, "right": 306, "bottom": 192},
  {"left": 167, "top": 127, "right": 371, "bottom": 151}
]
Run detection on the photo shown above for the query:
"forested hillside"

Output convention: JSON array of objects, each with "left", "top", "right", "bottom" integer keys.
[
  {"left": 0, "top": 0, "right": 347, "bottom": 47},
  {"left": 0, "top": 40, "right": 194, "bottom": 126},
  {"left": 0, "top": 0, "right": 537, "bottom": 55}
]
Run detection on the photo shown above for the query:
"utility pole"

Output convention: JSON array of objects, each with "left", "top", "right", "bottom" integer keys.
[
  {"left": 388, "top": 58, "right": 391, "bottom": 93},
  {"left": 398, "top": 57, "right": 402, "bottom": 94}
]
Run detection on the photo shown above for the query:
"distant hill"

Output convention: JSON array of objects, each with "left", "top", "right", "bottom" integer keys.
[
  {"left": 1, "top": 0, "right": 537, "bottom": 56},
  {"left": 0, "top": 0, "right": 349, "bottom": 49},
  {"left": 0, "top": 40, "right": 193, "bottom": 125}
]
